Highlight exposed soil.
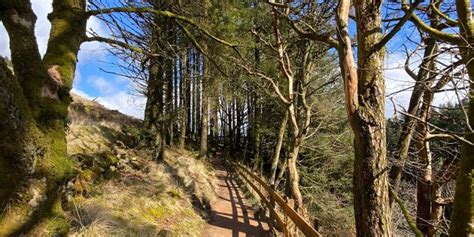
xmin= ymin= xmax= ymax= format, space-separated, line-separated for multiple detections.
xmin=202 ymin=158 xmax=271 ymax=237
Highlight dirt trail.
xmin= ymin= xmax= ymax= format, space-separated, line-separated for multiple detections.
xmin=202 ymin=159 xmax=271 ymax=237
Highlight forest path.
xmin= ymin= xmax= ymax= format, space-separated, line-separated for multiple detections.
xmin=202 ymin=156 xmax=271 ymax=237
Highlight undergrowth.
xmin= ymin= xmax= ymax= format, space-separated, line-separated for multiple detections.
xmin=60 ymin=94 xmax=218 ymax=236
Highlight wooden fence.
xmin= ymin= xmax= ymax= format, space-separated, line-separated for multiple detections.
xmin=231 ymin=161 xmax=322 ymax=237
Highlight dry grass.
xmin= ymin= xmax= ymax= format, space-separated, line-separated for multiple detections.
xmin=68 ymin=94 xmax=141 ymax=130
xmin=164 ymin=148 xmax=218 ymax=208
xmin=68 ymin=159 xmax=206 ymax=237
xmin=63 ymin=94 xmax=218 ymax=236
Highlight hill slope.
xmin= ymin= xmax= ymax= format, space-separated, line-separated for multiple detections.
xmin=62 ymin=94 xmax=217 ymax=236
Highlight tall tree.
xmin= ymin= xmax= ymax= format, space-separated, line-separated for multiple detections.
xmin=0 ymin=1 xmax=234 ymax=233
xmin=401 ymin=0 xmax=474 ymax=234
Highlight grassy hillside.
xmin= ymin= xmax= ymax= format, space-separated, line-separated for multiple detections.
xmin=60 ymin=94 xmax=217 ymax=236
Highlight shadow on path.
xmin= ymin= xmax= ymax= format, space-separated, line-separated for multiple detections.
xmin=202 ymin=157 xmax=270 ymax=237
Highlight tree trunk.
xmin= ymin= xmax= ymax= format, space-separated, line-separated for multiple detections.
xmin=186 ymin=49 xmax=193 ymax=138
xmin=210 ymin=93 xmax=218 ymax=147
xmin=165 ymin=57 xmax=174 ymax=146
xmin=336 ymin=1 xmax=392 ymax=235
xmin=270 ymin=111 xmax=288 ymax=186
xmin=449 ymin=1 xmax=474 ymax=235
xmin=0 ymin=0 xmax=87 ymax=234
xmin=449 ymin=1 xmax=474 ymax=234
xmin=274 ymin=157 xmax=288 ymax=189
xmin=179 ymin=52 xmax=188 ymax=149
xmin=415 ymin=91 xmax=434 ymax=235
xmin=287 ymin=136 xmax=305 ymax=214
xmin=389 ymin=39 xmax=438 ymax=189
xmin=143 ymin=54 xmax=165 ymax=161
xmin=194 ymin=52 xmax=201 ymax=143
xmin=199 ymin=58 xmax=209 ymax=159
xmin=252 ymin=98 xmax=261 ymax=170
xmin=236 ymin=100 xmax=242 ymax=152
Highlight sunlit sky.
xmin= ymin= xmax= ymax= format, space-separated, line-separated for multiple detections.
xmin=0 ymin=1 xmax=462 ymax=119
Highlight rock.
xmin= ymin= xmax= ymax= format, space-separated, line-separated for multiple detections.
xmin=67 ymin=181 xmax=75 ymax=189
xmin=28 ymin=188 xmax=44 ymax=207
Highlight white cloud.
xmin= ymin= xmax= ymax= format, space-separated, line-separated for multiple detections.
xmin=87 ymin=15 xmax=111 ymax=37
xmin=70 ymin=87 xmax=94 ymax=100
xmin=31 ymin=0 xmax=53 ymax=56
xmin=384 ymin=52 xmax=416 ymax=117
xmin=77 ymin=16 xmax=112 ymax=62
xmin=0 ymin=0 xmax=53 ymax=58
xmin=87 ymin=76 xmax=118 ymax=95
xmin=0 ymin=1 xmax=109 ymax=60
xmin=0 ymin=23 xmax=9 ymax=58
xmin=384 ymin=48 xmax=468 ymax=117
xmin=71 ymin=88 xmax=145 ymax=119
xmin=0 ymin=2 xmax=145 ymax=120
xmin=77 ymin=75 xmax=145 ymax=118
xmin=96 ymin=91 xmax=146 ymax=119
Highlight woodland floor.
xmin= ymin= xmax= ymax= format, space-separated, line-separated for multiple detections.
xmin=202 ymin=157 xmax=271 ymax=237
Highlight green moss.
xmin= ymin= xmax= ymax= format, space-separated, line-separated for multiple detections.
xmin=44 ymin=6 xmax=87 ymax=89
xmin=0 ymin=57 xmax=40 ymax=207
xmin=167 ymin=189 xmax=183 ymax=199
xmin=37 ymin=125 xmax=75 ymax=182
xmin=44 ymin=197 xmax=70 ymax=235
xmin=144 ymin=205 xmax=168 ymax=220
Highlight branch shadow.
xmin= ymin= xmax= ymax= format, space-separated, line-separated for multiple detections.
xmin=206 ymin=163 xmax=270 ymax=237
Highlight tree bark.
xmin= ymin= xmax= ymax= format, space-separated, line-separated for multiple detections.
xmin=199 ymin=58 xmax=209 ymax=159
xmin=336 ymin=0 xmax=392 ymax=235
xmin=269 ymin=111 xmax=288 ymax=186
xmin=210 ymin=93 xmax=218 ymax=147
xmin=194 ymin=52 xmax=201 ymax=142
xmin=0 ymin=0 xmax=87 ymax=234
xmin=143 ymin=54 xmax=165 ymax=161
xmin=186 ymin=49 xmax=193 ymax=138
xmin=415 ymin=90 xmax=434 ymax=235
xmin=287 ymin=136 xmax=304 ymax=214
xmin=165 ymin=57 xmax=174 ymax=146
xmin=449 ymin=1 xmax=474 ymax=235
xmin=179 ymin=51 xmax=188 ymax=149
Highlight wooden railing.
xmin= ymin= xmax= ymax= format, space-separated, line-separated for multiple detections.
xmin=231 ymin=161 xmax=322 ymax=237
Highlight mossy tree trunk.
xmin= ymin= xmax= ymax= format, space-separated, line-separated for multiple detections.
xmin=0 ymin=0 xmax=87 ymax=235
xmin=252 ymin=96 xmax=261 ymax=169
xmin=237 ymin=100 xmax=245 ymax=153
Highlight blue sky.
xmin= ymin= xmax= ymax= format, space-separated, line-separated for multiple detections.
xmin=0 ymin=1 xmax=464 ymax=119
xmin=0 ymin=0 xmax=146 ymax=118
